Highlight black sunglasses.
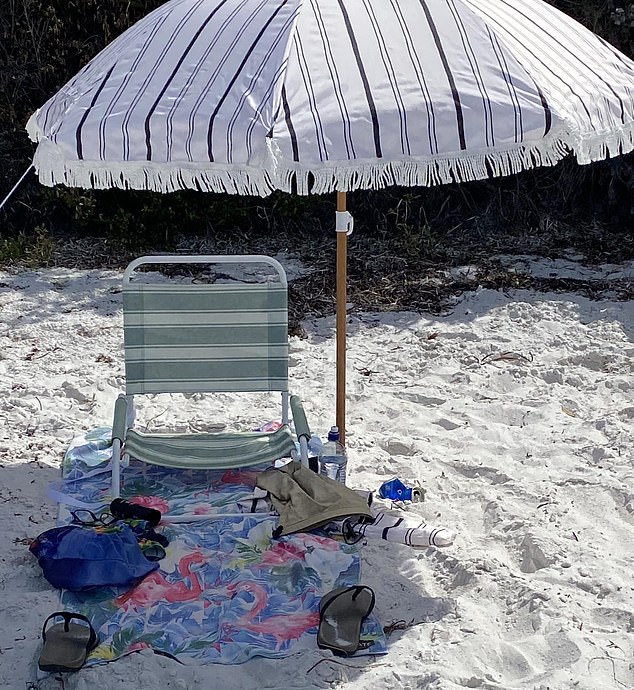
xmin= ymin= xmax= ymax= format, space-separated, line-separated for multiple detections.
xmin=70 ymin=509 xmax=118 ymax=527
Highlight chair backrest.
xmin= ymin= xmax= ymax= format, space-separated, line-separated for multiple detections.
xmin=122 ymin=255 xmax=288 ymax=395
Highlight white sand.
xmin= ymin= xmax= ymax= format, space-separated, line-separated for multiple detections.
xmin=1 ymin=256 xmax=633 ymax=689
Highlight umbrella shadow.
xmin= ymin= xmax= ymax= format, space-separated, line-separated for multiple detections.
xmin=338 ymin=282 xmax=634 ymax=344
xmin=0 ymin=461 xmax=61 ymax=687
xmin=355 ymin=538 xmax=457 ymax=622
xmin=440 ymin=286 xmax=634 ymax=343
xmin=0 ymin=268 xmax=123 ymax=329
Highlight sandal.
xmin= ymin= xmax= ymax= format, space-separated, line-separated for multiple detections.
xmin=38 ymin=611 xmax=98 ymax=672
xmin=317 ymin=585 xmax=375 ymax=656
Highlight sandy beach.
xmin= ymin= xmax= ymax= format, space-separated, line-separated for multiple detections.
xmin=1 ymin=254 xmax=633 ymax=689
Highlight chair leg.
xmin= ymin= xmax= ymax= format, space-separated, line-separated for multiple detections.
xmin=298 ymin=436 xmax=309 ymax=467
xmin=111 ymin=438 xmax=121 ymax=498
xmin=111 ymin=394 xmax=130 ymax=499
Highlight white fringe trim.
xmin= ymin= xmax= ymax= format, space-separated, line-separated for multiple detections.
xmin=25 ymin=111 xmax=40 ymax=142
xmin=29 ymin=122 xmax=634 ymax=198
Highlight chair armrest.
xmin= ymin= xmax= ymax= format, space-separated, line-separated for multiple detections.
xmin=112 ymin=395 xmax=128 ymax=442
xmin=290 ymin=395 xmax=310 ymax=441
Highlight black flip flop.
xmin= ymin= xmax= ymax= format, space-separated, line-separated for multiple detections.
xmin=317 ymin=585 xmax=376 ymax=656
xmin=38 ymin=611 xmax=98 ymax=672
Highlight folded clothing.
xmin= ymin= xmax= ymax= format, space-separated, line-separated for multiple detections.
xmin=256 ymin=461 xmax=374 ymax=536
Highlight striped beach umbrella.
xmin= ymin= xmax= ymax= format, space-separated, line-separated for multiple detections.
xmin=25 ymin=0 xmax=634 ymax=440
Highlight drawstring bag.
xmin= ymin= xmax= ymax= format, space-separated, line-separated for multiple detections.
xmin=30 ymin=523 xmax=158 ymax=591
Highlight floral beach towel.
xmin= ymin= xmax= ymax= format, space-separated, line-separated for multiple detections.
xmin=56 ymin=429 xmax=387 ymax=665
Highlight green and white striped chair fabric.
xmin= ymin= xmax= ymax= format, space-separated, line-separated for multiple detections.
xmin=123 ymin=282 xmax=288 ymax=395
xmin=123 ymin=426 xmax=297 ymax=470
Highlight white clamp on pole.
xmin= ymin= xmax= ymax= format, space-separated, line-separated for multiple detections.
xmin=335 ymin=210 xmax=354 ymax=235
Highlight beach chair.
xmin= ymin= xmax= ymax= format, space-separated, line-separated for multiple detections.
xmin=110 ymin=255 xmax=311 ymax=498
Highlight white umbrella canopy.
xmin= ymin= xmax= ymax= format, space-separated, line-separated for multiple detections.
xmin=26 ymin=0 xmax=634 ymax=439
xmin=27 ymin=0 xmax=634 ymax=193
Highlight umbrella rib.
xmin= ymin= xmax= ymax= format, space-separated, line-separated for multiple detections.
xmin=471 ymin=0 xmax=593 ymax=126
xmin=418 ymin=0 xmax=466 ymax=150
xmin=144 ymin=0 xmax=225 ymax=161
xmin=335 ymin=0 xmax=382 ymax=158
xmin=447 ymin=0 xmax=494 ymax=147
xmin=486 ymin=27 xmax=523 ymax=143
xmin=311 ymin=0 xmax=355 ymax=159
xmin=362 ymin=0 xmax=410 ymax=155
xmin=281 ymin=84 xmax=299 ymax=162
xmin=207 ymin=0 xmax=290 ymax=162
xmin=389 ymin=0 xmax=439 ymax=155
xmin=76 ymin=63 xmax=117 ymax=160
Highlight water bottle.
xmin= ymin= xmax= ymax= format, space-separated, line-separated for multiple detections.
xmin=318 ymin=426 xmax=347 ymax=484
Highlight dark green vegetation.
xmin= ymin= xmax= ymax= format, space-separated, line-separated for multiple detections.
xmin=1 ymin=1 xmax=633 ymax=319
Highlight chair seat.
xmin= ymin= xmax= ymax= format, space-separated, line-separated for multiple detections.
xmin=124 ymin=426 xmax=296 ymax=469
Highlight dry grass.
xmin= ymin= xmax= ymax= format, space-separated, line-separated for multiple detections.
xmin=33 ymin=213 xmax=633 ymax=338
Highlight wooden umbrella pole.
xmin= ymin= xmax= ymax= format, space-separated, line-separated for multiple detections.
xmin=336 ymin=191 xmax=347 ymax=444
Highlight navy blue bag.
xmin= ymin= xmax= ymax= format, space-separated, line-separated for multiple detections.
xmin=30 ymin=524 xmax=158 ymax=591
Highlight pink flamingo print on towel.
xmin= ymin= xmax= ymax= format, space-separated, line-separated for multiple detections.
xmin=115 ymin=550 xmax=206 ymax=610
xmin=221 ymin=469 xmax=258 ymax=486
xmin=256 ymin=535 xmax=341 ymax=569
xmin=258 ymin=540 xmax=307 ymax=568
xmin=225 ymin=581 xmax=319 ymax=648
